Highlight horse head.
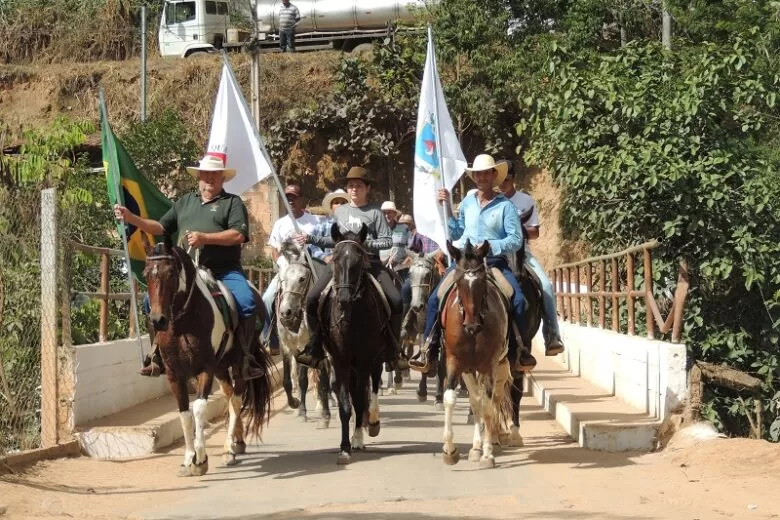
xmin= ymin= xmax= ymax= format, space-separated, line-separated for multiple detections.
xmin=409 ymin=251 xmax=439 ymax=313
xmin=331 ymin=222 xmax=368 ymax=312
xmin=447 ymin=239 xmax=490 ymax=336
xmin=143 ymin=233 xmax=193 ymax=332
xmin=277 ymin=238 xmax=311 ymax=331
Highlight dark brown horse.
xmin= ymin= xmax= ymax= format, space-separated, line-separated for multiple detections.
xmin=144 ymin=237 xmax=273 ymax=476
xmin=320 ymin=223 xmax=385 ymax=464
xmin=439 ymin=240 xmax=514 ymax=468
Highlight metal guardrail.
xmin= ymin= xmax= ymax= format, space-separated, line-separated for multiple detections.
xmin=550 ymin=240 xmax=690 ymax=343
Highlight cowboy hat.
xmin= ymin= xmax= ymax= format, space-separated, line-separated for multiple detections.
xmin=186 ymin=154 xmax=237 ymax=182
xmin=380 ymin=200 xmax=402 ymax=217
xmin=341 ymin=166 xmax=376 ymax=186
xmin=322 ymin=189 xmax=349 ymax=210
xmin=399 ymin=214 xmax=413 ymax=226
xmin=464 ymin=154 xmax=508 ymax=187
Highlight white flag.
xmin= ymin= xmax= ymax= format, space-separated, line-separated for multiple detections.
xmin=206 ymin=63 xmax=272 ymax=195
xmin=412 ymin=27 xmax=467 ymax=253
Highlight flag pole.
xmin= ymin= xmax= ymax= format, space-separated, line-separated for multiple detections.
xmin=220 ymin=52 xmax=319 ymax=280
xmin=99 ymin=88 xmax=145 ymax=365
xmin=427 ymin=26 xmax=451 ymax=255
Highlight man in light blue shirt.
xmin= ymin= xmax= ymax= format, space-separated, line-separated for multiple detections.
xmin=409 ymin=154 xmax=535 ymax=376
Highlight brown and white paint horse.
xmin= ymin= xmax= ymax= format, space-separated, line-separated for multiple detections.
xmin=144 ymin=237 xmax=273 ymax=476
xmin=439 ymin=240 xmax=517 ymax=468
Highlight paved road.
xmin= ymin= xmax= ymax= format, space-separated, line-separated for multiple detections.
xmin=2 ymin=373 xmax=778 ymax=520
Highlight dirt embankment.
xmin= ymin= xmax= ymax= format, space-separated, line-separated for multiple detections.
xmin=0 ymin=52 xmax=577 ymax=270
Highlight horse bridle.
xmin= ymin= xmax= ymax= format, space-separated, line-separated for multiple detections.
xmin=410 ymin=259 xmax=436 ymax=293
xmin=333 ymin=239 xmax=368 ymax=302
xmin=146 ymin=250 xmax=197 ymax=322
xmin=454 ymin=262 xmax=489 ymax=321
xmin=277 ymin=260 xmax=313 ymax=323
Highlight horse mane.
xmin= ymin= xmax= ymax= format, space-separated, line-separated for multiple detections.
xmin=280 ymin=238 xmax=304 ymax=262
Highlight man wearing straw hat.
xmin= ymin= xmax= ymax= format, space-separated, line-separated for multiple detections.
xmin=114 ymin=153 xmax=266 ymax=380
xmin=311 ymin=188 xmax=349 ymax=263
xmin=409 ymin=154 xmax=535 ymax=376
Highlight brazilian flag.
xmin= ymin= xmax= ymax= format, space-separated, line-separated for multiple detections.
xmin=100 ymin=98 xmax=173 ymax=286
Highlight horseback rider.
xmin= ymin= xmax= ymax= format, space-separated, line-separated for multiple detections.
xmin=500 ymin=165 xmax=565 ymax=357
xmin=261 ymin=184 xmax=322 ymax=336
xmin=292 ymin=166 xmax=410 ymax=371
xmin=113 ymin=153 xmax=266 ymax=380
xmin=408 ymin=154 xmax=535 ymax=376
xmin=312 ymin=189 xmax=350 ymax=263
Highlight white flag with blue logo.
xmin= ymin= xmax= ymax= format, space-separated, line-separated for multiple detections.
xmin=413 ymin=27 xmax=467 ymax=253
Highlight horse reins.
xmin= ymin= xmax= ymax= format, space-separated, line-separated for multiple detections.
xmin=146 ymin=250 xmax=198 ymax=323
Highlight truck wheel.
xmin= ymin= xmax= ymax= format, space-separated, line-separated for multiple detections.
xmin=351 ymin=43 xmax=374 ymax=56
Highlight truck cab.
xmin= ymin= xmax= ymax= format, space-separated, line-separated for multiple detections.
xmin=158 ymin=0 xmax=231 ymax=57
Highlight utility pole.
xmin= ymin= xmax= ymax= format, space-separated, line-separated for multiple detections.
xmin=140 ymin=5 xmax=147 ymax=122
xmin=662 ymin=2 xmax=672 ymax=50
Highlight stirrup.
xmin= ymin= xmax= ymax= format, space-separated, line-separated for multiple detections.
xmin=139 ymin=361 xmax=163 ymax=377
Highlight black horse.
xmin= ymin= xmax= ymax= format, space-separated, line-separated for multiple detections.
xmin=320 ymin=223 xmax=386 ymax=464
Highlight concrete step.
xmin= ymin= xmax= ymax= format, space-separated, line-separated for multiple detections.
xmin=527 ymin=345 xmax=660 ymax=452
xmin=76 ymin=356 xmax=284 ymax=460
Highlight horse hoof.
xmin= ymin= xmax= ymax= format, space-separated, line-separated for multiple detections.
xmin=368 ymin=421 xmax=381 ymax=437
xmin=387 ymin=387 xmax=397 ymax=396
xmin=442 ymin=450 xmax=460 ymax=466
xmin=508 ymin=433 xmax=524 ymax=448
xmin=316 ymin=418 xmax=330 ymax=429
xmin=288 ymin=396 xmax=300 ymax=409
xmin=337 ymin=451 xmax=351 ymax=465
xmin=433 ymin=401 xmax=444 ymax=411
xmin=222 ymin=452 xmax=238 ymax=466
xmin=479 ymin=457 xmax=496 ymax=469
xmin=177 ymin=464 xmax=191 ymax=477
xmin=416 ymin=392 xmax=427 ymax=403
xmin=189 ymin=455 xmax=209 ymax=477
xmin=468 ymin=448 xmax=482 ymax=462
xmin=231 ymin=441 xmax=246 ymax=455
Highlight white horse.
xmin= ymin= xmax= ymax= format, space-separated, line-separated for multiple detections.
xmin=276 ymin=239 xmax=332 ymax=428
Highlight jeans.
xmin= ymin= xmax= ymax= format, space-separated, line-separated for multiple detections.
xmin=262 ymin=274 xmax=279 ymax=322
xmin=279 ymin=28 xmax=295 ymax=52
xmin=422 ymin=257 xmax=526 ymax=340
xmin=143 ymin=270 xmax=256 ymax=319
xmin=401 ymin=277 xmax=412 ymax=306
xmin=525 ymin=251 xmax=562 ymax=344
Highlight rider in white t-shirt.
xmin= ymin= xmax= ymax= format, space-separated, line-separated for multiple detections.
xmin=500 ymin=166 xmax=565 ymax=356
xmin=261 ymin=184 xmax=322 ymax=328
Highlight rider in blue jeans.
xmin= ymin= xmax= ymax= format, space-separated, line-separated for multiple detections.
xmin=408 ymin=154 xmax=536 ymax=377
xmin=115 ymin=154 xmax=265 ymax=380
xmin=500 ymin=164 xmax=565 ymax=356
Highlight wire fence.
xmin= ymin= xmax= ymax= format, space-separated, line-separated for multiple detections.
xmin=0 ymin=188 xmax=49 ymax=454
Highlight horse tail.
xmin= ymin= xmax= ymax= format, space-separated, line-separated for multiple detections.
xmin=242 ymin=344 xmax=275 ymax=440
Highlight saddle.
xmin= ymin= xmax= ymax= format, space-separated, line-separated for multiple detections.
xmin=437 ymin=267 xmax=513 ymax=326
xmin=317 ymin=273 xmax=391 ymax=319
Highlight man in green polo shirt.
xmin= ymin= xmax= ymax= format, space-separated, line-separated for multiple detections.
xmin=114 ymin=153 xmax=266 ymax=380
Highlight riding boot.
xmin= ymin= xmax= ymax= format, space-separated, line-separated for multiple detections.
xmin=400 ymin=302 xmax=415 ymax=341
xmin=384 ymin=311 xmax=410 ymax=371
xmin=237 ymin=316 xmax=267 ymax=380
xmin=509 ymin=321 xmax=536 ymax=376
xmin=139 ymin=317 xmax=164 ymax=377
xmin=409 ymin=322 xmax=441 ymax=375
xmin=545 ymin=337 xmax=565 ymax=356
xmin=295 ymin=326 xmax=327 ymax=370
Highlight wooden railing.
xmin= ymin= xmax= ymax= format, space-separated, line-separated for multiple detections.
xmin=64 ymin=240 xmax=276 ymax=344
xmin=551 ymin=240 xmax=689 ymax=343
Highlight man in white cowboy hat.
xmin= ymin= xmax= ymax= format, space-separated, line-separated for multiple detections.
xmin=500 ymin=163 xmax=565 ymax=357
xmin=261 ymin=183 xmax=323 ymax=331
xmin=113 ymin=153 xmax=266 ymax=380
xmin=379 ymin=200 xmax=411 ymax=275
xmin=409 ymin=153 xmax=535 ymax=376
xmin=311 ymin=188 xmax=349 ymax=263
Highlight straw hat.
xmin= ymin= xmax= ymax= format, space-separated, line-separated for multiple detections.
xmin=399 ymin=214 xmax=413 ymax=226
xmin=322 ymin=189 xmax=349 ymax=211
xmin=185 ymin=154 xmax=236 ymax=181
xmin=380 ymin=200 xmax=402 ymax=217
xmin=464 ymin=154 xmax=508 ymax=187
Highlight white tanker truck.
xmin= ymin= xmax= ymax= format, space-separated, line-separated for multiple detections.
xmin=158 ymin=0 xmax=428 ymax=58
